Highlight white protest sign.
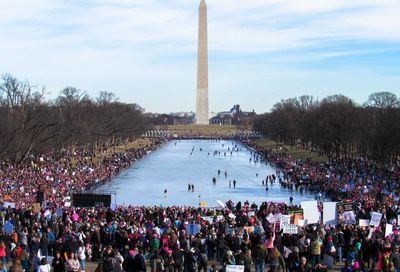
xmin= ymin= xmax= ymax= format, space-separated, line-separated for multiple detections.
xmin=359 ymin=219 xmax=369 ymax=227
xmin=228 ymin=213 xmax=236 ymax=219
xmin=297 ymin=220 xmax=305 ymax=227
xmin=323 ymin=202 xmax=338 ymax=225
xmin=3 ymin=202 xmax=15 ymax=208
xmin=370 ymin=212 xmax=382 ymax=227
xmin=282 ymin=224 xmax=298 ymax=235
xmin=368 ymin=227 xmax=374 ymax=239
xmin=301 ymin=201 xmax=319 ymax=225
xmin=226 ymin=265 xmax=244 ymax=272
xmin=280 ymin=215 xmax=291 ymax=230
xmin=202 ymin=216 xmax=214 ymax=224
xmin=385 ymin=224 xmax=393 ymax=238
xmin=266 ymin=213 xmax=276 ymax=224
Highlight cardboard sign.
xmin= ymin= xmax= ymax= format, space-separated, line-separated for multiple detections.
xmin=301 ymin=201 xmax=319 ymax=225
xmin=226 ymin=265 xmax=244 ymax=272
xmin=370 ymin=212 xmax=383 ymax=227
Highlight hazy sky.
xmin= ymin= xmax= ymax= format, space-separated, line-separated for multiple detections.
xmin=0 ymin=0 xmax=399 ymax=114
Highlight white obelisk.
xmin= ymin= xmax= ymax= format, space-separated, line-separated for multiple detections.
xmin=196 ymin=0 xmax=209 ymax=125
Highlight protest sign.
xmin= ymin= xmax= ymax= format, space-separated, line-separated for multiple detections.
xmin=225 ymin=228 xmax=235 ymax=235
xmin=343 ymin=210 xmax=356 ymax=225
xmin=187 ymin=224 xmax=200 ymax=235
xmin=370 ymin=212 xmax=383 ymax=227
xmin=386 ymin=224 xmax=393 ymax=238
xmin=282 ymin=224 xmax=298 ymax=235
xmin=202 ymin=216 xmax=214 ymax=224
xmin=359 ymin=219 xmax=369 ymax=227
xmin=244 ymin=226 xmax=255 ymax=233
xmin=3 ymin=202 xmax=15 ymax=208
xmin=323 ymin=202 xmax=338 ymax=225
xmin=301 ymin=201 xmax=319 ymax=225
xmin=226 ymin=265 xmax=244 ymax=272
xmin=288 ymin=209 xmax=304 ymax=225
xmin=280 ymin=215 xmax=291 ymax=230
xmin=337 ymin=202 xmax=354 ymax=225
xmin=266 ymin=213 xmax=276 ymax=224
xmin=283 ymin=246 xmax=292 ymax=258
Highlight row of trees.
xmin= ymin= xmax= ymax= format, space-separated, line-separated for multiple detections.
xmin=254 ymin=92 xmax=400 ymax=161
xmin=0 ymin=74 xmax=150 ymax=163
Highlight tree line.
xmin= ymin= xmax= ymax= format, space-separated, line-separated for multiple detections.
xmin=0 ymin=74 xmax=149 ymax=163
xmin=253 ymin=92 xmax=400 ymax=162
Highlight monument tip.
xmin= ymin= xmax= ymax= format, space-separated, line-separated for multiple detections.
xmin=200 ymin=0 xmax=207 ymax=8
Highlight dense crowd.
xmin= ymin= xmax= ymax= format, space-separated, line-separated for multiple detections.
xmin=0 ymin=137 xmax=399 ymax=272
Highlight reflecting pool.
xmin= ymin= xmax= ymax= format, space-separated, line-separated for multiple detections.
xmin=96 ymin=139 xmax=317 ymax=206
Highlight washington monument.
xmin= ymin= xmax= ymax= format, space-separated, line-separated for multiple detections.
xmin=196 ymin=0 xmax=209 ymax=125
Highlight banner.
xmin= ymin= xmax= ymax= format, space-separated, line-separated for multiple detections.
xmin=370 ymin=212 xmax=383 ymax=227
xmin=323 ymin=202 xmax=338 ymax=225
xmin=301 ymin=201 xmax=319 ymax=225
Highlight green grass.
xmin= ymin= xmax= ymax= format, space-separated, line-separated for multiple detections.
xmin=158 ymin=124 xmax=244 ymax=137
xmin=255 ymin=138 xmax=328 ymax=162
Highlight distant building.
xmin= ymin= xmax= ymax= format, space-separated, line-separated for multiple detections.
xmin=147 ymin=112 xmax=195 ymax=126
xmin=211 ymin=105 xmax=256 ymax=126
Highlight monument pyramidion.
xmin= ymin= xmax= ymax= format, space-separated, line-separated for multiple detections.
xmin=196 ymin=0 xmax=209 ymax=125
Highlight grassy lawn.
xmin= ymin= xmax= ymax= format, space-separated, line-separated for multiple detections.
xmin=255 ymin=138 xmax=328 ymax=162
xmin=158 ymin=124 xmax=245 ymax=137
xmin=91 ymin=138 xmax=152 ymax=164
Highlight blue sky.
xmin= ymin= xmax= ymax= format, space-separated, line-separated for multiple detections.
xmin=0 ymin=0 xmax=399 ymax=113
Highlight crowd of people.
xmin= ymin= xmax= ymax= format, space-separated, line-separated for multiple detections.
xmin=0 ymin=136 xmax=399 ymax=272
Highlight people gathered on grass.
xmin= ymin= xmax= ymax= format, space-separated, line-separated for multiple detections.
xmin=0 ymin=137 xmax=399 ymax=272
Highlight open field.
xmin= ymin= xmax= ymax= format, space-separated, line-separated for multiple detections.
xmin=157 ymin=124 xmax=246 ymax=137
xmin=256 ymin=138 xmax=328 ymax=162
xmin=91 ymin=138 xmax=152 ymax=164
